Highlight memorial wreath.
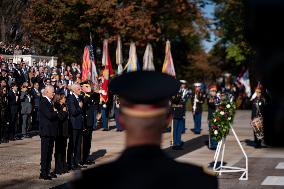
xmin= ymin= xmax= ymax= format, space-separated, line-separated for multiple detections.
xmin=209 ymin=95 xmax=236 ymax=142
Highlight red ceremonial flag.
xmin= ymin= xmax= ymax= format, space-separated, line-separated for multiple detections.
xmin=82 ymin=46 xmax=91 ymax=81
xmin=101 ymin=39 xmax=114 ymax=103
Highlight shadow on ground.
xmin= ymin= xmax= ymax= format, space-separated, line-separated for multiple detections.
xmin=88 ymin=149 xmax=107 ymax=162
xmin=164 ymin=135 xmax=208 ymax=159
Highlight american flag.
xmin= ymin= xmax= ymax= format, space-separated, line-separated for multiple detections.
xmin=89 ymin=33 xmax=98 ymax=87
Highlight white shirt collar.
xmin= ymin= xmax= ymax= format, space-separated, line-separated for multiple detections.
xmin=43 ymin=96 xmax=52 ymax=103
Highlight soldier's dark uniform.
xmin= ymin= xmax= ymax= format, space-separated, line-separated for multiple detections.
xmin=251 ymin=90 xmax=266 ymax=148
xmin=171 ymin=92 xmax=185 ymax=150
xmin=81 ymin=83 xmax=100 ymax=165
xmin=72 ymin=71 xmax=218 ymax=189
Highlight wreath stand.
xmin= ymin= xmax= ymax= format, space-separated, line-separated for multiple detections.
xmin=213 ymin=125 xmax=248 ymax=180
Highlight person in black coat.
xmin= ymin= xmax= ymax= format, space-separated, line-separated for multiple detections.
xmin=53 ymin=93 xmax=69 ymax=175
xmin=38 ymin=85 xmax=58 ymax=180
xmin=72 ymin=71 xmax=218 ymax=189
xmin=81 ymin=82 xmax=95 ymax=165
xmin=7 ymin=83 xmax=19 ymax=140
xmin=0 ymin=87 xmax=9 ymax=143
xmin=30 ymin=82 xmax=41 ymax=131
xmin=251 ymin=86 xmax=266 ymax=148
xmin=67 ymin=83 xmax=84 ymax=170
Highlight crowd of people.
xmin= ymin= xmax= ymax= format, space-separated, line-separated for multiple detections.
xmin=0 ymin=59 xmax=87 ymax=143
xmin=0 ymin=58 xmax=123 ymax=180
xmin=0 ymin=42 xmax=33 ymax=55
xmin=0 ymin=57 xmax=266 ymax=181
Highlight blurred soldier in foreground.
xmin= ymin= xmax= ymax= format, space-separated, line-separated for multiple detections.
xmin=72 ymin=71 xmax=218 ymax=189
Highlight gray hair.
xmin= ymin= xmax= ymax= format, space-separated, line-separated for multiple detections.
xmin=71 ymin=83 xmax=80 ymax=92
xmin=43 ymin=85 xmax=54 ymax=94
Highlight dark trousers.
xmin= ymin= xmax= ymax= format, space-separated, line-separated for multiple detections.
xmin=101 ymin=107 xmax=108 ymax=129
xmin=173 ymin=119 xmax=183 ymax=146
xmin=193 ymin=112 xmax=202 ymax=133
xmin=254 ymin=132 xmax=262 ymax=147
xmin=40 ymin=136 xmax=55 ymax=176
xmin=0 ymin=123 xmax=9 ymax=142
xmin=32 ymin=108 xmax=39 ymax=131
xmin=9 ymin=109 xmax=18 ymax=139
xmin=114 ymin=107 xmax=121 ymax=130
xmin=92 ymin=109 xmax=98 ymax=130
xmin=67 ymin=129 xmax=82 ymax=167
xmin=82 ymin=128 xmax=93 ymax=163
xmin=54 ymin=136 xmax=68 ymax=174
xmin=181 ymin=117 xmax=186 ymax=133
xmin=208 ymin=122 xmax=218 ymax=149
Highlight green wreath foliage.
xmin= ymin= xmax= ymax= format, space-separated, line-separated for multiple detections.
xmin=209 ymin=95 xmax=236 ymax=142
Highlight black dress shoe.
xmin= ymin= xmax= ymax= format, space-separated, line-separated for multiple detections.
xmin=102 ymin=128 xmax=109 ymax=131
xmin=209 ymin=147 xmax=217 ymax=150
xmin=84 ymin=160 xmax=94 ymax=165
xmin=39 ymin=174 xmax=52 ymax=180
xmin=72 ymin=165 xmax=83 ymax=170
xmin=49 ymin=172 xmax=57 ymax=178
xmin=24 ymin=134 xmax=32 ymax=138
xmin=179 ymin=141 xmax=184 ymax=147
xmin=172 ymin=146 xmax=183 ymax=150
xmin=62 ymin=169 xmax=69 ymax=174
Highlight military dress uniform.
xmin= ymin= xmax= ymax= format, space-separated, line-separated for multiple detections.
xmin=171 ymin=93 xmax=185 ymax=150
xmin=191 ymin=83 xmax=205 ymax=134
xmin=179 ymin=80 xmax=191 ymax=133
xmin=81 ymin=88 xmax=95 ymax=165
xmin=251 ymin=93 xmax=266 ymax=148
xmin=72 ymin=71 xmax=218 ymax=189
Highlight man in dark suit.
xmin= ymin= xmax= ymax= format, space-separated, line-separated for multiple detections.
xmin=67 ymin=83 xmax=84 ymax=170
xmin=7 ymin=83 xmax=19 ymax=140
xmin=39 ymin=85 xmax=58 ymax=180
xmin=56 ymin=80 xmax=70 ymax=98
xmin=31 ymin=82 xmax=41 ymax=131
xmin=72 ymin=71 xmax=218 ymax=189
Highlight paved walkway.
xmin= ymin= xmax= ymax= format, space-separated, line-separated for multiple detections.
xmin=0 ymin=110 xmax=283 ymax=189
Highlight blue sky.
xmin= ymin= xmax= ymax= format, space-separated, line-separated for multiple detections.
xmin=202 ymin=2 xmax=217 ymax=53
